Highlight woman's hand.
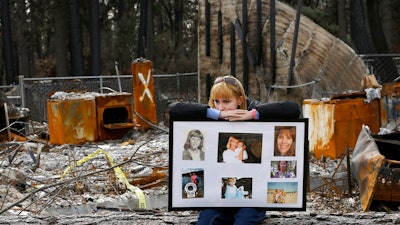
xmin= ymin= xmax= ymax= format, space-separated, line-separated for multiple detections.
xmin=219 ymin=109 xmax=253 ymax=121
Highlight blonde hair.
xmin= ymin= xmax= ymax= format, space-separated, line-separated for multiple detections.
xmin=226 ymin=136 xmax=240 ymax=150
xmin=228 ymin=177 xmax=236 ymax=183
xmin=208 ymin=76 xmax=247 ymax=109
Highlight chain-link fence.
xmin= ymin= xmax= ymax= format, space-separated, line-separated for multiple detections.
xmin=3 ymin=54 xmax=400 ymax=125
xmin=10 ymin=73 xmax=197 ymax=125
xmin=359 ymin=54 xmax=400 ymax=83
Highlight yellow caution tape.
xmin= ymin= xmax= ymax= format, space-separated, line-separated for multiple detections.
xmin=61 ymin=149 xmax=146 ymax=209
xmin=61 ymin=149 xmax=103 ymax=177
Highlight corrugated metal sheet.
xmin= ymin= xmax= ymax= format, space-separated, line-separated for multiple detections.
xmin=350 ymin=125 xmax=385 ymax=212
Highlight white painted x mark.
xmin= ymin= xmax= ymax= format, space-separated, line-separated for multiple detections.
xmin=138 ymin=69 xmax=154 ymax=103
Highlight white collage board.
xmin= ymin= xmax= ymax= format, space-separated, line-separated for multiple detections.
xmin=168 ymin=119 xmax=308 ymax=211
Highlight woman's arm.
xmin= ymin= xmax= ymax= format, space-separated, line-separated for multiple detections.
xmin=253 ymin=101 xmax=301 ymax=120
xmin=168 ymin=102 xmax=209 ymax=121
xmin=218 ymin=100 xmax=301 ymax=121
xmin=169 ymin=100 xmax=301 ymax=121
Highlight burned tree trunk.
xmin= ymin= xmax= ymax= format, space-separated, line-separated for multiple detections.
xmin=198 ymin=0 xmax=368 ymax=106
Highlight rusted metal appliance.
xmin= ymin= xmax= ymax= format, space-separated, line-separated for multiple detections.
xmin=371 ymin=133 xmax=400 ymax=204
xmin=96 ymin=93 xmax=135 ymax=141
xmin=303 ymin=92 xmax=381 ymax=159
xmin=349 ymin=82 xmax=400 ymax=211
xmin=351 ymin=126 xmax=400 ymax=211
xmin=47 ymin=92 xmax=134 ymax=145
xmin=373 ymin=159 xmax=400 ymax=203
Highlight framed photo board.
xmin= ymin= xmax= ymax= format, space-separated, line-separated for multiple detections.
xmin=168 ymin=119 xmax=308 ymax=211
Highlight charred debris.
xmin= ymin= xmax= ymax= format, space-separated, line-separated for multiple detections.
xmin=0 ymin=75 xmax=400 ymax=214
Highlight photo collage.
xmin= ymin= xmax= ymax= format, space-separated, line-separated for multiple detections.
xmin=170 ymin=120 xmax=307 ymax=210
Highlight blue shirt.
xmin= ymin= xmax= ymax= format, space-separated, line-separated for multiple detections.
xmin=206 ymin=108 xmax=259 ymax=120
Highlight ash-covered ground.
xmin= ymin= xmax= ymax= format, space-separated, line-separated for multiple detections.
xmin=0 ymin=126 xmax=399 ymax=224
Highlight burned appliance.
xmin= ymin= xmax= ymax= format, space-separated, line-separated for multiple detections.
xmin=47 ymin=92 xmax=134 ymax=145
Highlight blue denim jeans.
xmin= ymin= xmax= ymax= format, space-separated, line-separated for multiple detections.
xmin=196 ymin=208 xmax=266 ymax=225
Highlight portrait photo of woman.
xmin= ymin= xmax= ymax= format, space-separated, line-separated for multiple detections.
xmin=222 ymin=135 xmax=248 ymax=163
xmin=274 ymin=126 xmax=296 ymax=156
xmin=271 ymin=160 xmax=297 ymax=178
xmin=182 ymin=129 xmax=205 ymax=160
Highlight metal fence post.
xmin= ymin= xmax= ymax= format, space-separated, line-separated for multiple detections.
xmin=19 ymin=75 xmax=25 ymax=108
xmin=177 ymin=73 xmax=181 ymax=99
